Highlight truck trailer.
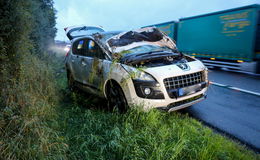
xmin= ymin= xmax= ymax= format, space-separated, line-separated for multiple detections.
xmin=177 ymin=4 xmax=260 ymax=73
xmin=144 ymin=4 xmax=260 ymax=73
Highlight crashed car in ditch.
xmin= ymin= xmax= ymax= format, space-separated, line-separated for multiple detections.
xmin=64 ymin=25 xmax=208 ymax=112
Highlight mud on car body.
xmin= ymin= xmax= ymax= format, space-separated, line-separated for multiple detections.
xmin=65 ymin=25 xmax=209 ymax=112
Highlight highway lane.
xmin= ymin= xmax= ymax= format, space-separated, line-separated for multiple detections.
xmin=182 ymin=70 xmax=260 ymax=151
xmin=208 ymin=69 xmax=260 ymax=93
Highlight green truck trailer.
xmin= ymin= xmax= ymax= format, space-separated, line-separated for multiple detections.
xmin=144 ymin=4 xmax=260 ymax=73
xmin=177 ymin=4 xmax=260 ymax=73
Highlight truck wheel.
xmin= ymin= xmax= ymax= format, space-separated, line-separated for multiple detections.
xmin=256 ymin=61 xmax=260 ymax=74
xmin=107 ymin=82 xmax=128 ymax=113
xmin=213 ymin=66 xmax=222 ymax=70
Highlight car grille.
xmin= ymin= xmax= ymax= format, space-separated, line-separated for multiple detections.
xmin=163 ymin=71 xmax=205 ymax=98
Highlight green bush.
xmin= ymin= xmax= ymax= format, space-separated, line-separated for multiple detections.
xmin=0 ymin=0 xmax=59 ymax=158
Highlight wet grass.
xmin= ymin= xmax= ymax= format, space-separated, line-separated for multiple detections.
xmin=57 ymin=100 xmax=259 ymax=159
xmin=54 ymin=54 xmax=259 ymax=160
xmin=0 ymin=53 xmax=259 ymax=159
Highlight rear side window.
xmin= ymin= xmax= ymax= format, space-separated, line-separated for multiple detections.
xmin=85 ymin=40 xmax=105 ymax=59
xmin=72 ymin=39 xmax=86 ymax=55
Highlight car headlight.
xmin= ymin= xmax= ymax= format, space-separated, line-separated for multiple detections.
xmin=121 ymin=64 xmax=155 ymax=81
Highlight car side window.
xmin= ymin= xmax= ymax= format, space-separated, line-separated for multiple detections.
xmin=85 ymin=40 xmax=105 ymax=59
xmin=72 ymin=39 xmax=87 ymax=56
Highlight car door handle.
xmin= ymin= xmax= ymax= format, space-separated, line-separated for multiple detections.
xmin=71 ymin=59 xmax=75 ymax=63
xmin=81 ymin=61 xmax=87 ymax=66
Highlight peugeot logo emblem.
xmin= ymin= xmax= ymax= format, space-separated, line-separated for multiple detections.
xmin=177 ymin=63 xmax=190 ymax=71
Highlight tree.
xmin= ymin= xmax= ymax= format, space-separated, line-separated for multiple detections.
xmin=0 ymin=0 xmax=57 ymax=107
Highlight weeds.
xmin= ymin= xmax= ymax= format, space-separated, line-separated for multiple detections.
xmin=57 ymin=100 xmax=258 ymax=160
xmin=0 ymin=52 xmax=259 ymax=159
xmin=0 ymin=53 xmax=67 ymax=159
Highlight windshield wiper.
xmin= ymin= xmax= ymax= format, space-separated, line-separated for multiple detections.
xmin=170 ymin=48 xmax=180 ymax=53
xmin=135 ymin=50 xmax=172 ymax=57
xmin=119 ymin=48 xmax=182 ymax=63
xmin=121 ymin=52 xmax=179 ymax=65
xmin=135 ymin=51 xmax=163 ymax=57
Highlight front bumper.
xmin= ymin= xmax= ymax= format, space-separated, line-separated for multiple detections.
xmin=127 ymin=86 xmax=208 ymax=111
xmin=121 ymin=63 xmax=209 ymax=111
xmin=159 ymin=93 xmax=206 ymax=112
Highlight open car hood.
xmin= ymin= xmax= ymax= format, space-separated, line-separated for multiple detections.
xmin=106 ymin=27 xmax=176 ymax=53
xmin=64 ymin=25 xmax=105 ymax=40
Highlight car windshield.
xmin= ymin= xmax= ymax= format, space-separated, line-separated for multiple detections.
xmin=107 ymin=27 xmax=177 ymax=57
xmin=116 ymin=44 xmax=174 ymax=57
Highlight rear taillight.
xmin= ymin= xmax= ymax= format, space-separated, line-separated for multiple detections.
xmin=64 ymin=44 xmax=71 ymax=55
xmin=65 ymin=51 xmax=69 ymax=57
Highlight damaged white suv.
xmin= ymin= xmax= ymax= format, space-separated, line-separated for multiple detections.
xmin=65 ymin=26 xmax=208 ymax=112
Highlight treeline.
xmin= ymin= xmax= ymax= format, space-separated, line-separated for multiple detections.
xmin=0 ymin=0 xmax=63 ymax=159
xmin=0 ymin=0 xmax=56 ymax=107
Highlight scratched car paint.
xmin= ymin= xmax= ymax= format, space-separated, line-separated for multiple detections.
xmin=65 ymin=25 xmax=209 ymax=112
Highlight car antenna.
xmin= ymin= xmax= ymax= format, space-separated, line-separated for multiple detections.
xmin=79 ymin=26 xmax=87 ymax=31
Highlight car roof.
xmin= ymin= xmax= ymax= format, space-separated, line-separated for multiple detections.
xmin=98 ymin=31 xmax=122 ymax=40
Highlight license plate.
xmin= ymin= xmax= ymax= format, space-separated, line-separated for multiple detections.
xmin=178 ymin=88 xmax=185 ymax=96
xmin=178 ymin=84 xmax=202 ymax=97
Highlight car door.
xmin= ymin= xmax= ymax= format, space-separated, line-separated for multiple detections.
xmin=70 ymin=39 xmax=88 ymax=83
xmin=81 ymin=39 xmax=108 ymax=91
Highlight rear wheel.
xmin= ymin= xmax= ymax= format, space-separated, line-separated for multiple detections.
xmin=107 ymin=82 xmax=128 ymax=113
xmin=67 ymin=71 xmax=76 ymax=91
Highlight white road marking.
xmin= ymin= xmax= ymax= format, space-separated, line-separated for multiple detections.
xmin=209 ymin=82 xmax=226 ymax=87
xmin=228 ymin=87 xmax=260 ymax=97
xmin=210 ymin=81 xmax=260 ymax=97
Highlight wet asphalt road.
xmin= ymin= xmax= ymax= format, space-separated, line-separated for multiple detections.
xmin=182 ymin=70 xmax=260 ymax=151
xmin=208 ymin=69 xmax=260 ymax=93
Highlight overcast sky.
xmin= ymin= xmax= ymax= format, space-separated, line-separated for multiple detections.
xmin=54 ymin=0 xmax=259 ymax=41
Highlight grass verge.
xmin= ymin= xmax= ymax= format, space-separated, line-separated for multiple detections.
xmin=0 ymin=52 xmax=259 ymax=159
xmin=55 ymin=54 xmax=259 ymax=160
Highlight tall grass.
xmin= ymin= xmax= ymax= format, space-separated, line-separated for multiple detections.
xmin=58 ymin=102 xmax=258 ymax=160
xmin=0 ymin=52 xmax=259 ymax=159
xmin=55 ymin=53 xmax=258 ymax=160
xmin=0 ymin=53 xmax=67 ymax=159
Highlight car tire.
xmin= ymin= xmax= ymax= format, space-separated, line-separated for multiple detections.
xmin=67 ymin=71 xmax=76 ymax=91
xmin=107 ymin=82 xmax=128 ymax=113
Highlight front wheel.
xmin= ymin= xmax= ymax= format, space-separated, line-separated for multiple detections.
xmin=107 ymin=83 xmax=128 ymax=113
